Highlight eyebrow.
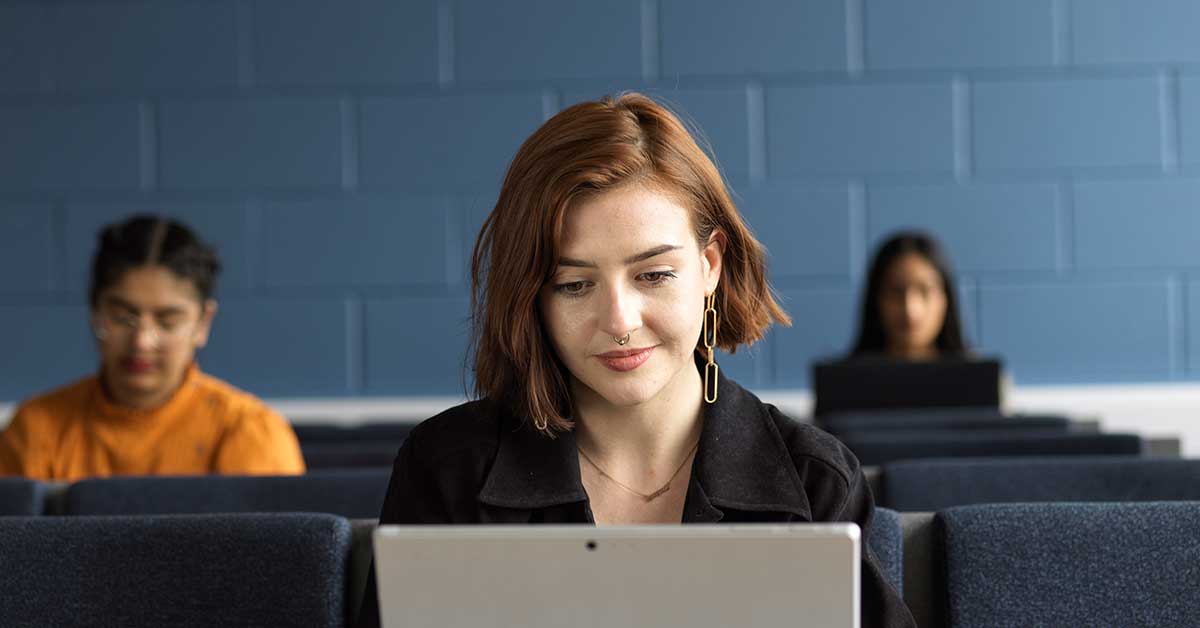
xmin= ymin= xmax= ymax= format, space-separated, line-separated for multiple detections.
xmin=101 ymin=296 xmax=188 ymax=318
xmin=557 ymin=244 xmax=683 ymax=269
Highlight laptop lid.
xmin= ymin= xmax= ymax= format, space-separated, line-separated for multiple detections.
xmin=812 ymin=357 xmax=1003 ymax=417
xmin=373 ymin=523 xmax=860 ymax=628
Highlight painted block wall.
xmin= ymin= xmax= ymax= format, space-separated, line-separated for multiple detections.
xmin=1 ymin=0 xmax=1198 ymax=401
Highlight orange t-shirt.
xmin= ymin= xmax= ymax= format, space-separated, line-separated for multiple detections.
xmin=0 ymin=365 xmax=305 ymax=481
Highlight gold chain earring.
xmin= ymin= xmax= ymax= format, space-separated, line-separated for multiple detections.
xmin=703 ymin=291 xmax=718 ymax=404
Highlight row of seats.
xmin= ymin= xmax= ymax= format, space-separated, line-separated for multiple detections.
xmin=0 ymin=469 xmax=391 ymax=518
xmin=297 ymin=415 xmax=1148 ymax=469
xmin=2 ymin=502 xmax=1192 ymax=628
xmin=844 ymin=430 xmax=1144 ymax=465
xmin=816 ymin=407 xmax=1150 ymax=465
xmin=878 ymin=456 xmax=1200 ymax=511
xmin=6 ymin=456 xmax=1200 ymax=517
xmin=296 ymin=423 xmax=411 ymax=469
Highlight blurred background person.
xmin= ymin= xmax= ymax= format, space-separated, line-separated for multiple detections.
xmin=849 ymin=230 xmax=970 ymax=362
xmin=0 ymin=214 xmax=304 ymax=480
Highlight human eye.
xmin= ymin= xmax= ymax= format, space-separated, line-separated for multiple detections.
xmin=552 ymin=280 xmax=591 ymax=297
xmin=638 ymin=270 xmax=678 ymax=286
xmin=113 ymin=311 xmax=140 ymax=329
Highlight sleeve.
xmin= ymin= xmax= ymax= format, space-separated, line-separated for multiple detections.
xmin=0 ymin=405 xmax=47 ymax=479
xmin=212 ymin=403 xmax=306 ymax=475
xmin=355 ymin=430 xmax=448 ymax=628
xmin=831 ymin=460 xmax=917 ymax=628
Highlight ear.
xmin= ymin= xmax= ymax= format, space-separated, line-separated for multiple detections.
xmin=701 ymin=230 xmax=725 ymax=295
xmin=193 ymin=299 xmax=218 ymax=349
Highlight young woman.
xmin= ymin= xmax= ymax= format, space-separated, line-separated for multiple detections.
xmin=357 ymin=94 xmax=915 ymax=628
xmin=0 ymin=215 xmax=304 ymax=480
xmin=850 ymin=231 xmax=970 ymax=360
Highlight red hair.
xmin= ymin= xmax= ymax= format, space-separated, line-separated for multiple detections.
xmin=470 ymin=93 xmax=790 ymax=434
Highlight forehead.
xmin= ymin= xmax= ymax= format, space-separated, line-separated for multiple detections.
xmin=99 ymin=265 xmax=201 ymax=308
xmin=885 ymin=252 xmax=941 ymax=284
xmin=558 ymin=185 xmax=695 ymax=255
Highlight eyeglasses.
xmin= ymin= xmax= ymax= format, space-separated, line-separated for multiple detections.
xmin=92 ymin=312 xmax=196 ymax=347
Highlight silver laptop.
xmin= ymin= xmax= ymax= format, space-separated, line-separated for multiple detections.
xmin=373 ymin=524 xmax=860 ymax=628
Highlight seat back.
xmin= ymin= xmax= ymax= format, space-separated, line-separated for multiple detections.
xmin=302 ymin=442 xmax=402 ymax=469
xmin=821 ymin=408 xmax=1072 ymax=435
xmin=882 ymin=456 xmax=1200 ymax=511
xmin=64 ymin=469 xmax=391 ymax=518
xmin=868 ymin=507 xmax=904 ymax=595
xmin=841 ymin=430 xmax=1143 ymax=466
xmin=0 ymin=513 xmax=352 ymax=628
xmin=293 ymin=422 xmax=415 ymax=444
xmin=0 ymin=478 xmax=44 ymax=515
xmin=939 ymin=502 xmax=1200 ymax=627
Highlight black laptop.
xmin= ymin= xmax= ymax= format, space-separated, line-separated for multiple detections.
xmin=812 ymin=357 xmax=1003 ymax=417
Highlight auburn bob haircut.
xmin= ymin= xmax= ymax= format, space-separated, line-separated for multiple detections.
xmin=470 ymin=92 xmax=789 ymax=435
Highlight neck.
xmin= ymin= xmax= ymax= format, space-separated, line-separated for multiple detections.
xmin=888 ymin=344 xmax=938 ymax=361
xmin=572 ymin=361 xmax=705 ymax=469
xmin=99 ymin=369 xmax=186 ymax=411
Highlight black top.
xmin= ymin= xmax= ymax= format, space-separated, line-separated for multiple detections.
xmin=357 ymin=371 xmax=916 ymax=628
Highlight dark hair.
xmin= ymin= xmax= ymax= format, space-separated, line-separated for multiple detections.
xmin=470 ymin=92 xmax=790 ymax=435
xmin=850 ymin=230 xmax=968 ymax=356
xmin=89 ymin=214 xmax=222 ymax=306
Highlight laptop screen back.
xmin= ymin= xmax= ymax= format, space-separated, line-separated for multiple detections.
xmin=813 ymin=357 xmax=1003 ymax=417
xmin=373 ymin=524 xmax=861 ymax=628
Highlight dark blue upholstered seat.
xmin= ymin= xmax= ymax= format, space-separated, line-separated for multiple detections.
xmin=820 ymin=408 xmax=1072 ymax=435
xmin=939 ymin=502 xmax=1200 ymax=628
xmin=868 ymin=506 xmax=904 ymax=595
xmin=0 ymin=478 xmax=44 ymax=515
xmin=841 ymin=429 xmax=1143 ymax=466
xmin=0 ymin=513 xmax=352 ymax=628
xmin=882 ymin=456 xmax=1200 ymax=511
xmin=64 ymin=469 xmax=390 ymax=518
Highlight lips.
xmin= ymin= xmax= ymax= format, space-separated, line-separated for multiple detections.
xmin=122 ymin=358 xmax=156 ymax=374
xmin=596 ymin=347 xmax=654 ymax=372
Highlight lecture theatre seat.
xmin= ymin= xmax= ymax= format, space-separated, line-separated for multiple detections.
xmin=0 ymin=478 xmax=44 ymax=516
xmin=819 ymin=408 xmax=1073 ymax=436
xmin=939 ymin=502 xmax=1200 ymax=627
xmin=302 ymin=442 xmax=402 ymax=470
xmin=880 ymin=456 xmax=1200 ymax=511
xmin=840 ymin=429 xmax=1144 ymax=466
xmin=63 ymin=469 xmax=391 ymax=518
xmin=869 ymin=507 xmax=904 ymax=595
xmin=292 ymin=422 xmax=416 ymax=445
xmin=0 ymin=513 xmax=351 ymax=628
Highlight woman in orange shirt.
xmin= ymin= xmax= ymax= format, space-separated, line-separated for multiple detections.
xmin=0 ymin=214 xmax=304 ymax=480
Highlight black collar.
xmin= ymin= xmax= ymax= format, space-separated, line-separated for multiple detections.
xmin=477 ymin=368 xmax=812 ymax=521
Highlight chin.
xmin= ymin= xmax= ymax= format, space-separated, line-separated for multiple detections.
xmin=579 ymin=364 xmax=679 ymax=408
xmin=113 ymin=371 xmax=162 ymax=391
xmin=597 ymin=386 xmax=662 ymax=408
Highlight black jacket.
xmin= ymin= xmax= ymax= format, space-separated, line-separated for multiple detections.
xmin=357 ymin=372 xmax=916 ymax=628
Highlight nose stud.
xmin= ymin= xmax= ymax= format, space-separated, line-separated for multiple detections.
xmin=614 ymin=333 xmax=630 ymax=346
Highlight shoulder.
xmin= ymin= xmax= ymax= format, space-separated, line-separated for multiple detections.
xmin=724 ymin=379 xmax=861 ymax=487
xmin=9 ymin=376 xmax=96 ymax=430
xmin=377 ymin=399 xmax=507 ymax=523
xmin=751 ymin=394 xmax=862 ymax=506
xmin=190 ymin=370 xmax=286 ymax=426
xmin=402 ymin=398 xmax=504 ymax=467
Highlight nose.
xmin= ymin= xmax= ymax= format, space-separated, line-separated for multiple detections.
xmin=599 ymin=281 xmax=642 ymax=339
xmin=131 ymin=320 xmax=160 ymax=350
xmin=903 ymin=290 xmax=925 ymax=322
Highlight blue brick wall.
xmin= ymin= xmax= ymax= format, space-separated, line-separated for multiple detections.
xmin=1 ymin=0 xmax=1199 ymax=401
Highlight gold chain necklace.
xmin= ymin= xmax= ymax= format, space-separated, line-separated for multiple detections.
xmin=577 ymin=439 xmax=701 ymax=503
